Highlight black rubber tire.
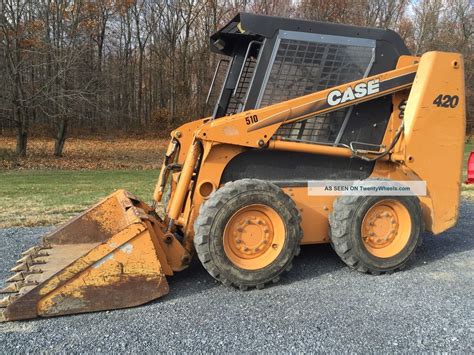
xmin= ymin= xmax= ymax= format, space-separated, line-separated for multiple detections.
xmin=329 ymin=194 xmax=423 ymax=274
xmin=194 ymin=179 xmax=302 ymax=290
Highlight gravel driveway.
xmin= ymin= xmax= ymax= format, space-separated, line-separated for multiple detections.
xmin=0 ymin=202 xmax=472 ymax=353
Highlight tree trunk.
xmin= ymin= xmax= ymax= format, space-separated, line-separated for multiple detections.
xmin=54 ymin=118 xmax=68 ymax=157
xmin=16 ymin=122 xmax=28 ymax=157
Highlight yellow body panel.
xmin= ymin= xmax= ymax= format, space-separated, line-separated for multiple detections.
xmin=402 ymin=52 xmax=466 ymax=233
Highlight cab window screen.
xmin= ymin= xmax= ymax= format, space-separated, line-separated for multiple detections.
xmin=226 ymin=55 xmax=257 ymax=115
xmin=260 ymin=38 xmax=374 ymax=144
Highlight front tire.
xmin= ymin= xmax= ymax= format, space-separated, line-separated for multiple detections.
xmin=194 ymin=179 xmax=302 ymax=290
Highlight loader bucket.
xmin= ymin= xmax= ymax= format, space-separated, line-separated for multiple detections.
xmin=0 ymin=190 xmax=188 ymax=322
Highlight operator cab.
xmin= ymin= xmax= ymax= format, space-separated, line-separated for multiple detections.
xmin=207 ymin=13 xmax=410 ymax=147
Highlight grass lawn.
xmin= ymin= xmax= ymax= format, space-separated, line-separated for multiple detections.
xmin=0 ymin=170 xmax=160 ymax=227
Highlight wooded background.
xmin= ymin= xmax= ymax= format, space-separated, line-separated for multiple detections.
xmin=0 ymin=0 xmax=472 ymax=157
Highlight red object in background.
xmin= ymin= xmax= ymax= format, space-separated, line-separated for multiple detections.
xmin=466 ymin=152 xmax=474 ymax=184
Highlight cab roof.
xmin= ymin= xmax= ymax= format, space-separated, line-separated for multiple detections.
xmin=210 ymin=12 xmax=410 ymax=56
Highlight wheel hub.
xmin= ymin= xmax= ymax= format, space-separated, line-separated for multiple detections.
xmin=362 ymin=206 xmax=399 ymax=248
xmin=360 ymin=199 xmax=412 ymax=259
xmin=223 ymin=204 xmax=285 ymax=270
xmin=229 ymin=213 xmax=274 ymax=258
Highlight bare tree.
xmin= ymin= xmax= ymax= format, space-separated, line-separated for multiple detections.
xmin=0 ymin=0 xmax=472 ymax=157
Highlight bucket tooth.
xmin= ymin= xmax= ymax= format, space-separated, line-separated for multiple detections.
xmin=17 ymin=252 xmax=49 ymax=264
xmin=0 ymin=295 xmax=16 ymax=308
xmin=7 ymin=272 xmax=24 ymax=283
xmin=1 ymin=282 xmax=23 ymax=293
xmin=17 ymin=255 xmax=32 ymax=264
xmin=10 ymin=262 xmax=29 ymax=272
xmin=21 ymin=246 xmax=41 ymax=256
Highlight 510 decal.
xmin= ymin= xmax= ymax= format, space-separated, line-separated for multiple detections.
xmin=433 ymin=94 xmax=459 ymax=108
xmin=245 ymin=114 xmax=259 ymax=125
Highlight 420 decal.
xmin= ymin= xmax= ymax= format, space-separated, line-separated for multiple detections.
xmin=433 ymin=94 xmax=459 ymax=108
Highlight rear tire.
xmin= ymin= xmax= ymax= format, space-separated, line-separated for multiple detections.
xmin=329 ymin=194 xmax=423 ymax=274
xmin=194 ymin=179 xmax=302 ymax=289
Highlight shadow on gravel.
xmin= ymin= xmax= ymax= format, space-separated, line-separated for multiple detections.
xmin=161 ymin=200 xmax=474 ymax=300
xmin=164 ymin=259 xmax=220 ymax=300
xmin=283 ymin=243 xmax=345 ymax=284
xmin=164 ymin=242 xmax=345 ymax=299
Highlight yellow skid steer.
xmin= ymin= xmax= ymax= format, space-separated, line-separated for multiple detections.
xmin=1 ymin=13 xmax=466 ymax=321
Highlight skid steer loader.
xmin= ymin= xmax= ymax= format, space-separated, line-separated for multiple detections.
xmin=1 ymin=13 xmax=466 ymax=322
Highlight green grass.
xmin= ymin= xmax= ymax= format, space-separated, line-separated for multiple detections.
xmin=0 ymin=170 xmax=160 ymax=227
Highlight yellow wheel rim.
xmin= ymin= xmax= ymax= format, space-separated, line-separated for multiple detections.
xmin=223 ymin=204 xmax=285 ymax=270
xmin=361 ymin=199 xmax=412 ymax=258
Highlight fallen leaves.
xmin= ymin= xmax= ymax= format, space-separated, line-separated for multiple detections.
xmin=0 ymin=136 xmax=169 ymax=170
